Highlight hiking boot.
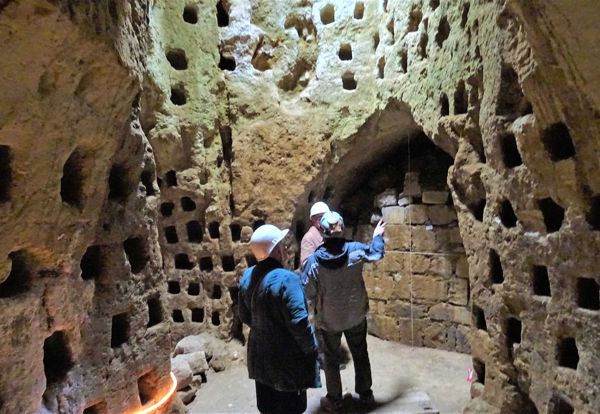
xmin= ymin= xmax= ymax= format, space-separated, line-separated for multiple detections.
xmin=320 ymin=396 xmax=343 ymax=413
xmin=359 ymin=390 xmax=375 ymax=405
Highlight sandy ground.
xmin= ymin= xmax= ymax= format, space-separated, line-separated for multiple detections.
xmin=188 ymin=335 xmax=472 ymax=414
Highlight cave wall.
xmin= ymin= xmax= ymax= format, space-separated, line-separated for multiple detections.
xmin=0 ymin=1 xmax=173 ymax=413
xmin=0 ymin=0 xmax=599 ymax=413
xmin=143 ymin=0 xmax=600 ymax=413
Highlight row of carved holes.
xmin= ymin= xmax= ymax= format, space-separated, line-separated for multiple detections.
xmin=472 ymin=331 xmax=579 ymax=378
xmin=174 ymin=253 xmax=236 ymax=272
xmin=497 ymin=123 xmax=575 ymax=169
xmin=468 ymin=190 xmax=600 ymax=236
xmin=488 ymin=249 xmax=599 ymax=310
xmin=47 ymin=150 xmax=156 ymax=208
xmin=46 ymin=298 xmax=165 ymax=409
xmin=175 ymin=253 xmax=256 ymax=272
xmin=168 ymin=281 xmax=223 ymax=299
xmin=1 ymin=239 xmax=152 ymax=303
xmin=465 ymin=123 xmax=584 ymax=229
xmin=471 ymin=196 xmax=565 ymax=234
xmin=80 ymin=237 xmax=149 ymax=282
xmin=172 ymin=308 xmax=220 ymax=325
xmin=183 ymin=1 xmax=229 ymax=26
xmin=320 ymin=2 xmax=378 ymax=25
xmin=163 ymin=221 xmax=241 ymax=242
xmin=439 ymin=81 xmax=468 ymax=116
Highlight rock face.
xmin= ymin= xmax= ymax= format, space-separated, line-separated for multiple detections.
xmin=144 ymin=0 xmax=600 ymax=413
xmin=171 ymin=334 xmax=244 ymax=407
xmin=1 ymin=1 xmax=600 ymax=414
xmin=0 ymin=1 xmax=173 ymax=414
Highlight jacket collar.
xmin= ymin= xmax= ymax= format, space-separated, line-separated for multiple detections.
xmin=255 ymin=256 xmax=283 ymax=272
xmin=315 ymin=238 xmax=348 ymax=269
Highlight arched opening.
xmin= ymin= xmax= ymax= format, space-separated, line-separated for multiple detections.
xmin=354 ymin=2 xmax=364 ymax=19
xmin=108 ymin=164 xmax=133 ymax=202
xmin=292 ymin=101 xmax=470 ymax=352
xmin=183 ymin=4 xmax=198 ymax=24
xmin=216 ymin=0 xmax=229 ymax=27
xmin=61 ymin=148 xmax=87 ymax=208
xmin=147 ymin=296 xmax=164 ymax=327
xmin=338 ymin=43 xmax=352 ymax=61
xmin=320 ymin=4 xmax=335 ymax=25
xmin=170 ymin=84 xmax=187 ymax=105
xmin=0 ymin=250 xmax=33 ymax=298
xmin=166 ymin=48 xmax=188 ymax=70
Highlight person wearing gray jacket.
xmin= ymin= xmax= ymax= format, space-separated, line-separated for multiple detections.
xmin=301 ymin=211 xmax=386 ymax=412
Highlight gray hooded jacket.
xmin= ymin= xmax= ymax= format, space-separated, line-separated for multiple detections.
xmin=301 ymin=235 xmax=385 ymax=332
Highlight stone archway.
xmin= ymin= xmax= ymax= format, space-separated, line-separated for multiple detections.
xmin=293 ymin=102 xmax=471 ymax=354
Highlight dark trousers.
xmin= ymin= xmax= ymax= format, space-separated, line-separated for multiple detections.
xmin=319 ymin=319 xmax=372 ymax=401
xmin=255 ymin=381 xmax=307 ymax=414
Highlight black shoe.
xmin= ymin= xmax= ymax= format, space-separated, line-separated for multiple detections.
xmin=320 ymin=396 xmax=343 ymax=413
xmin=359 ymin=391 xmax=375 ymax=405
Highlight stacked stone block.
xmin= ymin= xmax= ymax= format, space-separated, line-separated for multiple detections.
xmin=363 ymin=173 xmax=470 ymax=353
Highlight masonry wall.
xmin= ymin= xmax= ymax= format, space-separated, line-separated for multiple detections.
xmin=365 ymin=174 xmax=470 ymax=353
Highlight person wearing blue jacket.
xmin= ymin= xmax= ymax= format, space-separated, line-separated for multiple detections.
xmin=239 ymin=224 xmax=320 ymax=414
xmin=301 ymin=212 xmax=386 ymax=412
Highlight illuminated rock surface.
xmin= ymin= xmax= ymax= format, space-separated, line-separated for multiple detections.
xmin=0 ymin=0 xmax=599 ymax=413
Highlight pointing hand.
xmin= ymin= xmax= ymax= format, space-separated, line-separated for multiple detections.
xmin=373 ymin=219 xmax=386 ymax=237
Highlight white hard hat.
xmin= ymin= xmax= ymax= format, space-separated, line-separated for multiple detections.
xmin=310 ymin=201 xmax=331 ymax=218
xmin=250 ymin=224 xmax=290 ymax=254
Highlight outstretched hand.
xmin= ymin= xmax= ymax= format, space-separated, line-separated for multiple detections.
xmin=373 ymin=219 xmax=386 ymax=237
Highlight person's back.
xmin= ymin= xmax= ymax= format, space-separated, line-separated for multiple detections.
xmin=300 ymin=225 xmax=324 ymax=266
xmin=301 ymin=212 xmax=385 ymax=413
xmin=239 ymin=257 xmax=319 ymax=392
xmin=303 ymin=238 xmax=383 ymax=332
xmin=239 ymin=224 xmax=320 ymax=414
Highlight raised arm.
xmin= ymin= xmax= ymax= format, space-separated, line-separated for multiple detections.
xmin=348 ymin=220 xmax=386 ymax=263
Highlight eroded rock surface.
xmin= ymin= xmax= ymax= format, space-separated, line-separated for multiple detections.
xmin=0 ymin=1 xmax=171 ymax=413
xmin=1 ymin=0 xmax=599 ymax=413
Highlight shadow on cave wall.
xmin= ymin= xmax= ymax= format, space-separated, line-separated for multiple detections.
xmin=339 ymin=132 xmax=453 ymax=230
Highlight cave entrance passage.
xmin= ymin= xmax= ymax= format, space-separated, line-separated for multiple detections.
xmin=293 ymin=105 xmax=470 ymax=353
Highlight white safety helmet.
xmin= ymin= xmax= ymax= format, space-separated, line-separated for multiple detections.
xmin=310 ymin=201 xmax=331 ymax=218
xmin=250 ymin=224 xmax=290 ymax=255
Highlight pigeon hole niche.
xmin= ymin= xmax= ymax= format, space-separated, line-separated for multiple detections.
xmin=293 ymin=105 xmax=470 ymax=353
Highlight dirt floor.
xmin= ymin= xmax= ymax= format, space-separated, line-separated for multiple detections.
xmin=188 ymin=335 xmax=472 ymax=413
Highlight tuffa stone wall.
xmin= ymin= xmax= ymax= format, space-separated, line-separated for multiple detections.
xmin=142 ymin=0 xmax=600 ymax=413
xmin=0 ymin=1 xmax=175 ymax=413
xmin=1 ymin=0 xmax=600 ymax=413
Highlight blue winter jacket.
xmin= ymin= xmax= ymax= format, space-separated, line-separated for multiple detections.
xmin=238 ymin=257 xmax=321 ymax=392
xmin=301 ymin=235 xmax=385 ymax=332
